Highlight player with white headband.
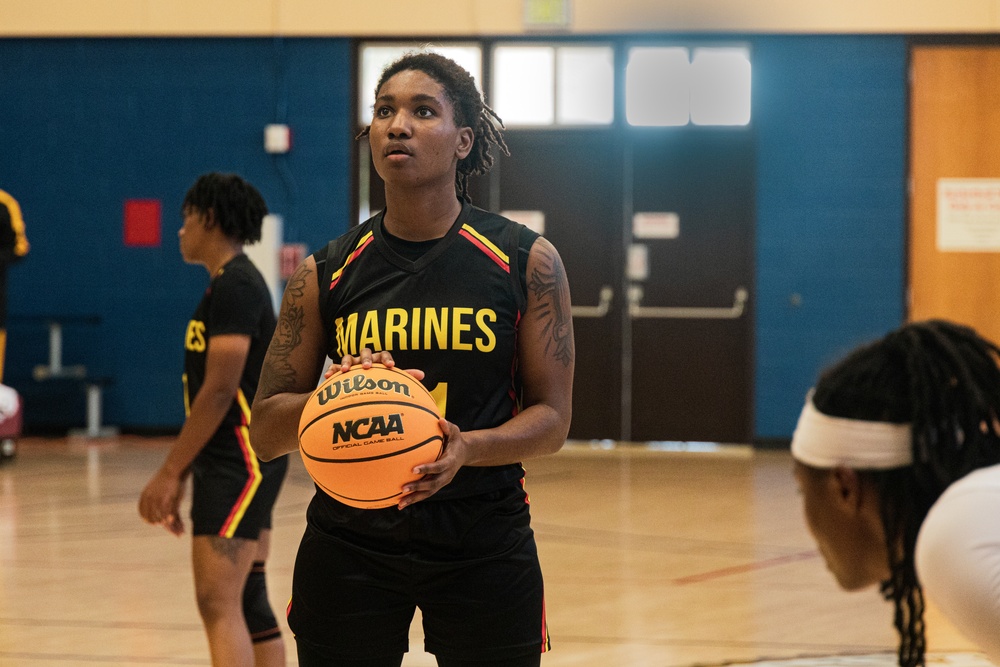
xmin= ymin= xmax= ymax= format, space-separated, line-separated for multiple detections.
xmin=791 ymin=319 xmax=1000 ymax=667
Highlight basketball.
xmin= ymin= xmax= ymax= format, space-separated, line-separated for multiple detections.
xmin=297 ymin=363 xmax=444 ymax=509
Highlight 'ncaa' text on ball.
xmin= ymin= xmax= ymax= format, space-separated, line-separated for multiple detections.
xmin=331 ymin=414 xmax=404 ymax=446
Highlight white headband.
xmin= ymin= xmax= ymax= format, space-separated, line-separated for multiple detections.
xmin=790 ymin=392 xmax=913 ymax=469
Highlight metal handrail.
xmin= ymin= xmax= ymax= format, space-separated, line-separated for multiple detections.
xmin=628 ymin=286 xmax=749 ymax=319
xmin=571 ymin=285 xmax=614 ymax=318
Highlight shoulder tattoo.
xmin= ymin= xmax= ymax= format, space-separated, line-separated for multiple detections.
xmin=259 ymin=262 xmax=312 ymax=397
xmin=527 ymin=242 xmax=574 ymax=368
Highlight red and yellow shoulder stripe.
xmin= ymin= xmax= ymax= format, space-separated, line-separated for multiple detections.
xmin=459 ymin=224 xmax=509 ymax=274
xmin=330 ymin=231 xmax=374 ymax=291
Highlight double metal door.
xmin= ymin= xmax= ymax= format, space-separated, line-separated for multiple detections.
xmin=495 ymin=128 xmax=754 ymax=443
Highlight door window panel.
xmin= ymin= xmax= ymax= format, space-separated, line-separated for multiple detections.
xmin=626 ymin=47 xmax=690 ymax=126
xmin=691 ymin=48 xmax=752 ymax=126
xmin=358 ymin=43 xmax=482 ymax=126
xmin=493 ymin=46 xmax=556 ymax=125
xmin=626 ymin=45 xmax=751 ymax=127
xmin=493 ymin=44 xmax=614 ymax=127
xmin=359 ymin=42 xmax=748 ymax=130
xmin=557 ymin=47 xmax=615 ymax=125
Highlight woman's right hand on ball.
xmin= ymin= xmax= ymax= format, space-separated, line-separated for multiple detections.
xmin=330 ymin=348 xmax=425 ymax=381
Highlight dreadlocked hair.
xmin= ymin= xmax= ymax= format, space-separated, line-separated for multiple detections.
xmin=811 ymin=319 xmax=1000 ymax=667
xmin=182 ymin=172 xmax=268 ymax=245
xmin=358 ymin=51 xmax=509 ymax=202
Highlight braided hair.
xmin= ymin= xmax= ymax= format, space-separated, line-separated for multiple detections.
xmin=810 ymin=319 xmax=1000 ymax=667
xmin=358 ymin=51 xmax=509 ymax=202
xmin=182 ymin=172 xmax=268 ymax=245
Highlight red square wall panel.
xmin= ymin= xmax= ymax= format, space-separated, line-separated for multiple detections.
xmin=124 ymin=199 xmax=162 ymax=247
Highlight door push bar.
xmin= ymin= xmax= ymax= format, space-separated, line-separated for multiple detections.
xmin=628 ymin=285 xmax=749 ymax=320
xmin=571 ymin=285 xmax=614 ymax=318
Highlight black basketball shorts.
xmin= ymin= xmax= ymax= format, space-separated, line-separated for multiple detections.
xmin=190 ymin=434 xmax=289 ymax=540
xmin=287 ymin=481 xmax=551 ymax=661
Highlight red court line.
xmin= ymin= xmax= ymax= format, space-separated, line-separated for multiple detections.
xmin=672 ymin=550 xmax=820 ymax=585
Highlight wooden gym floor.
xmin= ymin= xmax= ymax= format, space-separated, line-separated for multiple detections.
xmin=0 ymin=436 xmax=987 ymax=666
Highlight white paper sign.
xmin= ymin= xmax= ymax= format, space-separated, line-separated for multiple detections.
xmin=633 ymin=212 xmax=679 ymax=239
xmin=937 ymin=179 xmax=1000 ymax=252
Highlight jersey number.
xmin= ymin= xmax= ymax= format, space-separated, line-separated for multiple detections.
xmin=428 ymin=382 xmax=448 ymax=419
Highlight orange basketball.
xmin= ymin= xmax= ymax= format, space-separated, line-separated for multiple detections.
xmin=297 ymin=363 xmax=444 ymax=509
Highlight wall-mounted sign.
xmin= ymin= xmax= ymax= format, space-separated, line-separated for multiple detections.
xmin=633 ymin=212 xmax=680 ymax=239
xmin=523 ymin=0 xmax=571 ymax=30
xmin=937 ymin=178 xmax=1000 ymax=252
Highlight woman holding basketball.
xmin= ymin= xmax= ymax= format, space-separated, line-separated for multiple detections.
xmin=791 ymin=319 xmax=1000 ymax=666
xmin=139 ymin=173 xmax=288 ymax=666
xmin=251 ymin=52 xmax=574 ymax=666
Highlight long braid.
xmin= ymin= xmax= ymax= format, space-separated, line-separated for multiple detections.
xmin=812 ymin=319 xmax=1000 ymax=667
xmin=455 ymin=101 xmax=508 ymax=202
xmin=874 ymin=467 xmax=927 ymax=667
xmin=359 ymin=51 xmax=509 ymax=202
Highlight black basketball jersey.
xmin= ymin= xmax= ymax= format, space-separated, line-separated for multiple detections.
xmin=314 ymin=201 xmax=539 ymax=501
xmin=184 ymin=254 xmax=276 ymax=454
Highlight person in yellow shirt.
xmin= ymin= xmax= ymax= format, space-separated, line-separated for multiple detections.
xmin=0 ymin=188 xmax=30 ymax=383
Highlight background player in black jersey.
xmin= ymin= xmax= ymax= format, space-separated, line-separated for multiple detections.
xmin=139 ymin=173 xmax=288 ymax=666
xmin=251 ymin=53 xmax=575 ymax=666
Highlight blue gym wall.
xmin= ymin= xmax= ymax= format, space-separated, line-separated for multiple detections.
xmin=0 ymin=37 xmax=353 ymax=430
xmin=0 ymin=35 xmax=908 ymax=439
xmin=753 ymin=35 xmax=907 ymax=439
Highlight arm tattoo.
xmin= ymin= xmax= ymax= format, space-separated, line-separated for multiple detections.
xmin=258 ymin=263 xmax=311 ymax=397
xmin=527 ymin=245 xmax=574 ymax=367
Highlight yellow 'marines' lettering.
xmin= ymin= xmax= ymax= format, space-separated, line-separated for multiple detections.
xmin=185 ymin=320 xmax=206 ymax=352
xmin=359 ymin=311 xmax=382 ymax=351
xmin=334 ymin=307 xmax=498 ymax=357
xmin=452 ymin=307 xmax=473 ymax=351
xmin=475 ymin=309 xmax=497 ymax=352
xmin=425 ymin=308 xmax=447 ymax=350
xmin=385 ymin=308 xmax=408 ymax=349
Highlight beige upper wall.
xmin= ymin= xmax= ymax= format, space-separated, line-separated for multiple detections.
xmin=1 ymin=0 xmax=998 ymax=36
